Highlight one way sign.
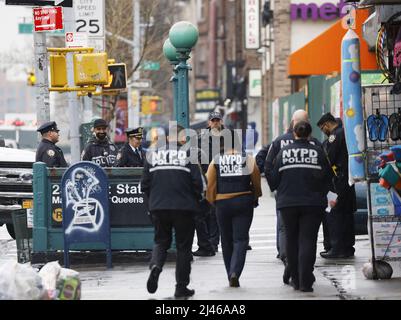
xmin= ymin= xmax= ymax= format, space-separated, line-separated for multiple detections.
xmin=5 ymin=0 xmax=73 ymax=7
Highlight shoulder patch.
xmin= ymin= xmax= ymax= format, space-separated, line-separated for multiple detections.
xmin=47 ymin=149 xmax=55 ymax=157
xmin=328 ymin=135 xmax=336 ymax=143
xmin=110 ymin=145 xmax=116 ymax=151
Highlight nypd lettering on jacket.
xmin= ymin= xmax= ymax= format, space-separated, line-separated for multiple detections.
xmin=219 ymin=154 xmax=244 ymax=176
xmin=149 ymin=150 xmax=189 ymax=172
xmin=280 ymin=148 xmax=321 ymax=171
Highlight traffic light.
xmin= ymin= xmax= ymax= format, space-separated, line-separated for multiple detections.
xmin=73 ymin=52 xmax=109 ymax=86
xmin=27 ymin=71 xmax=36 ymax=86
xmin=262 ymin=1 xmax=273 ymax=26
xmin=49 ymin=55 xmax=67 ymax=87
xmin=141 ymin=96 xmax=163 ymax=115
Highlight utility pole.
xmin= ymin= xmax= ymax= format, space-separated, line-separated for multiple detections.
xmin=64 ymin=7 xmax=81 ymax=164
xmin=128 ymin=0 xmax=141 ymax=128
xmin=33 ymin=32 xmax=50 ymax=131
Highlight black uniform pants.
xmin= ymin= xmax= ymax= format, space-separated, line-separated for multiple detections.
xmin=280 ymin=206 xmax=324 ymax=290
xmin=207 ymin=206 xmax=220 ymax=249
xmin=215 ymin=194 xmax=254 ymax=279
xmin=150 ymin=210 xmax=195 ymax=287
xmin=194 ymin=208 xmax=214 ymax=252
xmin=325 ymin=205 xmax=355 ymax=255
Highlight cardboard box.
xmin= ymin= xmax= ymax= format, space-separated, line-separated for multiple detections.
xmin=371 ymin=205 xmax=394 ymax=216
xmin=374 ymin=234 xmax=401 ymax=245
xmin=373 ymin=222 xmax=401 ymax=235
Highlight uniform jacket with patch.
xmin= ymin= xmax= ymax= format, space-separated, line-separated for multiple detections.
xmin=141 ymin=144 xmax=205 ymax=212
xmin=264 ymin=130 xmax=321 ymax=191
xmin=81 ymin=136 xmax=118 ymax=167
xmin=36 ymin=139 xmax=68 ymax=167
xmin=270 ymin=139 xmax=331 ymax=210
xmin=115 ymin=143 xmax=145 ymax=167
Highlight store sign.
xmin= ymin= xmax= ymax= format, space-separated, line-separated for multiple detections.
xmin=244 ymin=0 xmax=260 ymax=49
xmin=195 ymin=89 xmax=221 ymax=113
xmin=290 ymin=0 xmax=347 ymax=21
xmin=249 ymin=70 xmax=262 ymax=97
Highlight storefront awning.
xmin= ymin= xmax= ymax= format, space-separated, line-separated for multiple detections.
xmin=288 ymin=9 xmax=378 ymax=77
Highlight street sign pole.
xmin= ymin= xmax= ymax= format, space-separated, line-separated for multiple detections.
xmin=33 ymin=31 xmax=50 ymax=132
xmin=64 ymin=7 xmax=81 ymax=164
xmin=129 ymin=0 xmax=140 ymax=129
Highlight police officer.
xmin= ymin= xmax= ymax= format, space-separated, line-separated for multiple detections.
xmin=36 ymin=121 xmax=68 ymax=167
xmin=141 ymin=125 xmax=204 ymax=298
xmin=317 ymin=112 xmax=356 ymax=259
xmin=81 ymin=119 xmax=118 ymax=167
xmin=206 ymin=129 xmax=262 ymax=287
xmin=264 ymin=110 xmax=321 ymax=263
xmin=270 ymin=121 xmax=331 ymax=292
xmin=193 ymin=111 xmax=225 ymax=256
xmin=115 ymin=127 xmax=145 ymax=167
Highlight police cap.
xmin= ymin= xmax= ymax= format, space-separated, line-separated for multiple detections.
xmin=37 ymin=121 xmax=59 ymax=134
xmin=317 ymin=112 xmax=336 ymax=127
xmin=93 ymin=118 xmax=108 ymax=128
xmin=126 ymin=127 xmax=143 ymax=138
xmin=208 ymin=111 xmax=222 ymax=121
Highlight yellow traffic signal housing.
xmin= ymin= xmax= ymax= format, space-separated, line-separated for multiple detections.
xmin=49 ymin=55 xmax=67 ymax=87
xmin=141 ymin=96 xmax=163 ymax=115
xmin=73 ymin=52 xmax=108 ymax=86
xmin=27 ymin=71 xmax=36 ymax=86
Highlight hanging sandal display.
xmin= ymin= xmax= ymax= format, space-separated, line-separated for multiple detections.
xmin=389 ymin=108 xmax=401 ymax=141
xmin=367 ymin=109 xmax=389 ymax=142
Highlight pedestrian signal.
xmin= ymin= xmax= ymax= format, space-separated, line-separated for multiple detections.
xmin=27 ymin=71 xmax=36 ymax=86
xmin=103 ymin=63 xmax=127 ymax=91
xmin=141 ymin=96 xmax=163 ymax=115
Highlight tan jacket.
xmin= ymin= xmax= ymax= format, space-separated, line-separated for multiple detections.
xmin=206 ymin=153 xmax=262 ymax=204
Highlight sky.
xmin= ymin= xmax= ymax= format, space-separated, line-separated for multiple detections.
xmin=0 ymin=1 xmax=33 ymax=52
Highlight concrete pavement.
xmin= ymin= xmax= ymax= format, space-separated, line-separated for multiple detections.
xmin=1 ymin=182 xmax=401 ymax=300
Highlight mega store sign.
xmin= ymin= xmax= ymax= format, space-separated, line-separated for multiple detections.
xmin=291 ymin=0 xmax=348 ymax=21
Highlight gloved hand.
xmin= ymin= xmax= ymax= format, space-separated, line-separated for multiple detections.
xmin=254 ymin=199 xmax=259 ymax=208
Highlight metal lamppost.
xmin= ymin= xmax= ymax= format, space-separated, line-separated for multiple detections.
xmin=168 ymin=21 xmax=199 ymax=128
xmin=163 ymin=39 xmax=179 ymax=122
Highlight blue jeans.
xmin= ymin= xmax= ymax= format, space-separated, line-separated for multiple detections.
xmin=215 ymin=194 xmax=254 ymax=279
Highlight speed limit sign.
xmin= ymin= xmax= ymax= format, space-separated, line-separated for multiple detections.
xmin=74 ymin=0 xmax=105 ymax=44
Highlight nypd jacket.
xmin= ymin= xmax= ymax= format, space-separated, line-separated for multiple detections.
xmin=264 ymin=130 xmax=321 ymax=191
xmin=115 ymin=143 xmax=145 ymax=167
xmin=269 ymin=139 xmax=331 ymax=210
xmin=206 ymin=151 xmax=262 ymax=204
xmin=36 ymin=139 xmax=68 ymax=168
xmin=81 ymin=136 xmax=118 ymax=167
xmin=141 ymin=144 xmax=205 ymax=212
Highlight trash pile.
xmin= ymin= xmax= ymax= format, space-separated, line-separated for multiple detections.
xmin=0 ymin=261 xmax=81 ymax=300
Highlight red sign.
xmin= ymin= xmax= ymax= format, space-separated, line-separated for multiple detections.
xmin=33 ymin=6 xmax=63 ymax=32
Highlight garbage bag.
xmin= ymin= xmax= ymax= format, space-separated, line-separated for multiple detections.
xmin=0 ymin=261 xmax=44 ymax=300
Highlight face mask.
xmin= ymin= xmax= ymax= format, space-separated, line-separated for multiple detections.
xmin=96 ymin=132 xmax=107 ymax=140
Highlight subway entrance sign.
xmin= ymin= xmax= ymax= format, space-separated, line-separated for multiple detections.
xmin=104 ymin=64 xmax=127 ymax=91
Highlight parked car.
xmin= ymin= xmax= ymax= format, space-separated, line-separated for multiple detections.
xmin=0 ymin=147 xmax=35 ymax=239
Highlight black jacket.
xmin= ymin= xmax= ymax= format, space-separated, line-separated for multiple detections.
xmin=36 ymin=139 xmax=68 ymax=167
xmin=115 ymin=143 xmax=145 ymax=167
xmin=264 ymin=130 xmax=321 ymax=191
xmin=255 ymin=144 xmax=270 ymax=174
xmin=81 ymin=136 xmax=118 ymax=167
xmin=198 ymin=126 xmax=224 ymax=174
xmin=322 ymin=126 xmax=356 ymax=213
xmin=270 ymin=139 xmax=331 ymax=210
xmin=141 ymin=144 xmax=204 ymax=212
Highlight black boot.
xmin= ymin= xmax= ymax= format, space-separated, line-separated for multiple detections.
xmin=147 ymin=265 xmax=162 ymax=294
xmin=174 ymin=285 xmax=195 ymax=298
